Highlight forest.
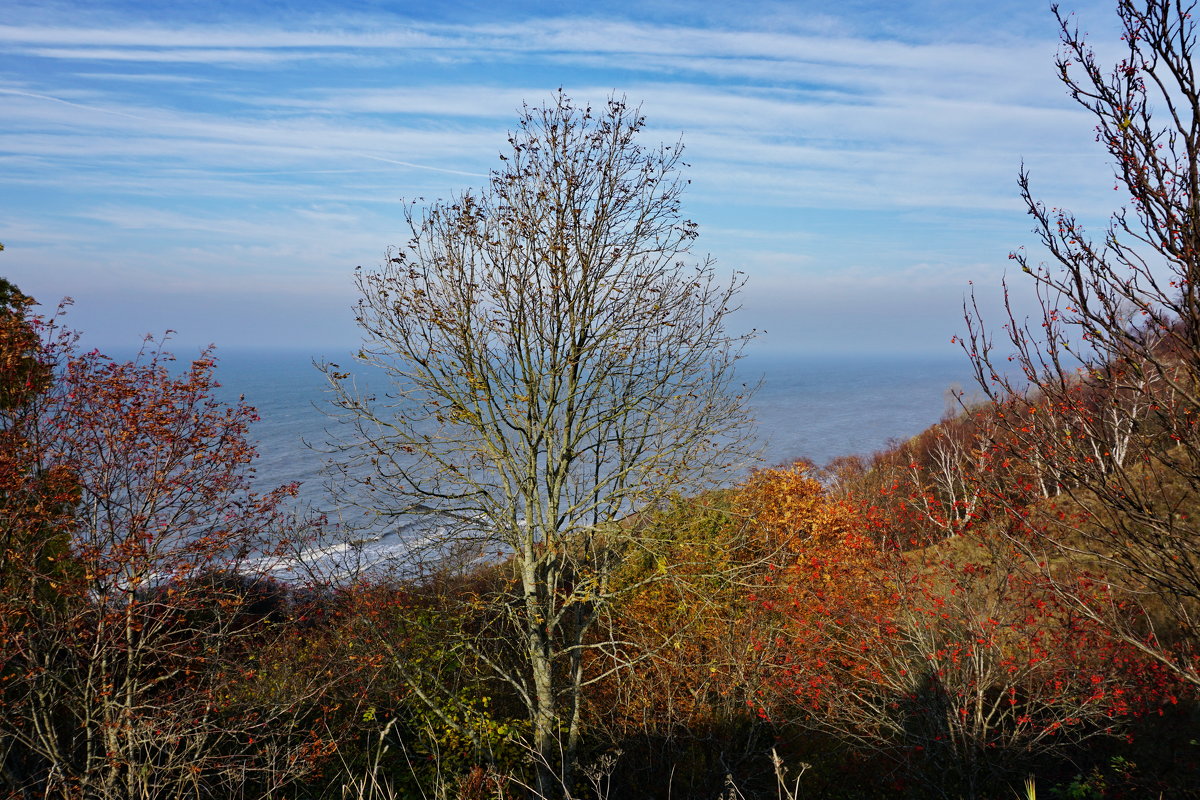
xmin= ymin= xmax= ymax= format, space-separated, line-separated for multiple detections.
xmin=4 ymin=1 xmax=1200 ymax=798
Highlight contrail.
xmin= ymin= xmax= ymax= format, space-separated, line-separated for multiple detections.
xmin=358 ymin=153 xmax=485 ymax=178
xmin=0 ymin=87 xmax=151 ymax=121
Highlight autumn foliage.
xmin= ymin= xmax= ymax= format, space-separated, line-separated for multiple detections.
xmin=0 ymin=297 xmax=1195 ymax=799
xmin=5 ymin=288 xmax=1198 ymax=793
xmin=0 ymin=290 xmax=337 ymax=800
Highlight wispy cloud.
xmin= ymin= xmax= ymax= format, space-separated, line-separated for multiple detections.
xmin=0 ymin=2 xmax=1123 ymax=352
xmin=24 ymin=47 xmax=309 ymax=64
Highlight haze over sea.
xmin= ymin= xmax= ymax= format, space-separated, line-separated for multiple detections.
xmin=207 ymin=349 xmax=975 ymax=505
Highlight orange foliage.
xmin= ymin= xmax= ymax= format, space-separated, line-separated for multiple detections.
xmin=589 ymin=466 xmax=882 ymax=754
xmin=735 ymin=461 xmax=859 ymax=549
xmin=735 ymin=462 xmax=896 ymax=672
xmin=0 ymin=281 xmax=78 ymax=595
xmin=749 ymin=458 xmax=1179 ymax=794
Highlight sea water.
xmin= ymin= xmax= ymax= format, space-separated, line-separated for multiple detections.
xmin=209 ymin=349 xmax=975 ymax=498
xmin=195 ymin=349 xmax=974 ymax=576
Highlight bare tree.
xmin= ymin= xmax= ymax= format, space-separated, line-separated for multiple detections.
xmin=961 ymin=0 xmax=1200 ymax=687
xmin=322 ymin=92 xmax=755 ymax=794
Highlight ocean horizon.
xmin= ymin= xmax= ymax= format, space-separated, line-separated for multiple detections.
xmin=200 ymin=348 xmax=977 ymax=505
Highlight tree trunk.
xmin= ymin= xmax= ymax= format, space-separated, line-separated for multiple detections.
xmin=529 ymin=627 xmax=560 ymax=798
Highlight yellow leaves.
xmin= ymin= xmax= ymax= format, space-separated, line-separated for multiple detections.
xmin=734 ymin=461 xmax=856 ymax=553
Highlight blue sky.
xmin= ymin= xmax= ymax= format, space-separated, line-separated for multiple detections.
xmin=1 ymin=0 xmax=1126 ymax=356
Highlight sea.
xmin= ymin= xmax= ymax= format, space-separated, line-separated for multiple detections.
xmin=208 ymin=349 xmax=976 ymax=502
xmin=186 ymin=349 xmax=976 ymax=577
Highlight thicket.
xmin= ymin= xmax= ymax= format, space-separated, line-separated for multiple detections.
xmin=3 ymin=301 xmax=1195 ymax=799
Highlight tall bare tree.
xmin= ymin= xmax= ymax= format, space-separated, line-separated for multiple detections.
xmin=962 ymin=0 xmax=1200 ymax=687
xmin=323 ymin=93 xmax=755 ymax=793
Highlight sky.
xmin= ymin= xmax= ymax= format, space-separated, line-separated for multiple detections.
xmin=0 ymin=0 xmax=1130 ymax=357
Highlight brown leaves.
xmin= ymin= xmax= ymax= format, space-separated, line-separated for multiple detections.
xmin=0 ymin=301 xmax=320 ymax=798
